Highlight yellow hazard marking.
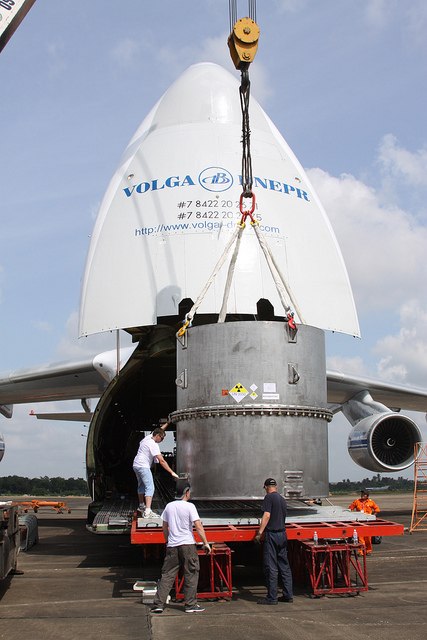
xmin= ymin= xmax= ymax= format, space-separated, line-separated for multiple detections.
xmin=229 ymin=383 xmax=248 ymax=394
xmin=229 ymin=382 xmax=249 ymax=404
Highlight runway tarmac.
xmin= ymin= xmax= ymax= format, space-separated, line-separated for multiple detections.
xmin=0 ymin=493 xmax=426 ymax=640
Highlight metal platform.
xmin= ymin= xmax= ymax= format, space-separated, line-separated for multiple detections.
xmin=88 ymin=492 xmax=404 ymax=542
xmin=131 ymin=515 xmax=403 ymax=545
xmin=88 ymin=497 xmax=135 ymax=533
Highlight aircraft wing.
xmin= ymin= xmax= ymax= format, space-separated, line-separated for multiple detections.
xmin=1 ymin=351 xmax=426 ymax=420
xmin=327 ymin=369 xmax=427 ymax=413
xmin=0 ymin=347 xmax=135 ymax=418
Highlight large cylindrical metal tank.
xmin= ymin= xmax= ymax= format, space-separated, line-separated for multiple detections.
xmin=171 ymin=321 xmax=332 ymax=500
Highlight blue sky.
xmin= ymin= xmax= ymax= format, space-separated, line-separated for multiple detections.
xmin=1 ymin=0 xmax=426 ymax=482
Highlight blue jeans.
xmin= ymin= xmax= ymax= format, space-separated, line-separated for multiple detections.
xmin=133 ymin=466 xmax=154 ymax=497
xmin=263 ymin=530 xmax=293 ymax=602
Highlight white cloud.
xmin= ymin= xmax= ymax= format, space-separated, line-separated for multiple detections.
xmin=326 ymin=356 xmax=367 ymax=376
xmin=308 ymin=167 xmax=427 ymax=313
xmin=0 ymin=312 xmax=134 ymax=479
xmin=194 ymin=34 xmax=231 ymax=69
xmin=1 ymin=403 xmax=87 ymax=478
xmin=362 ymin=1 xmax=427 ymax=50
xmin=310 ymin=147 xmax=427 ymax=393
xmin=150 ymin=33 xmax=272 ymax=106
xmin=54 ymin=310 xmax=132 ymax=361
xmin=373 ymin=300 xmax=427 ymax=385
xmin=405 ymin=1 xmax=427 ymax=48
xmin=110 ymin=38 xmax=141 ymax=67
xmin=364 ymin=0 xmax=394 ymax=30
xmin=378 ymin=134 xmax=427 ymax=188
xmin=376 ymin=356 xmax=407 ymax=383
xmin=46 ymin=40 xmax=67 ymax=78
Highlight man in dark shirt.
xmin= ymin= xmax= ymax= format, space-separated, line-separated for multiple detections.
xmin=254 ymin=477 xmax=293 ymax=604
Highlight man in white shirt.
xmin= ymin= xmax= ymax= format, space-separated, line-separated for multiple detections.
xmin=133 ymin=423 xmax=178 ymax=518
xmin=151 ymin=484 xmax=211 ymax=614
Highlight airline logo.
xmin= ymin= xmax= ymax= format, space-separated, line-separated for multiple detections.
xmin=348 ymin=431 xmax=368 ymax=449
xmin=123 ymin=167 xmax=310 ymax=201
xmin=198 ymin=167 xmax=233 ymax=192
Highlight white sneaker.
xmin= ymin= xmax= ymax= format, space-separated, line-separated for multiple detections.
xmin=143 ymin=509 xmax=159 ymax=518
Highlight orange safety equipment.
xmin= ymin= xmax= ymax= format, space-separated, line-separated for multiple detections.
xmin=348 ymin=497 xmax=380 ymax=515
xmin=349 ymin=495 xmax=380 ymax=554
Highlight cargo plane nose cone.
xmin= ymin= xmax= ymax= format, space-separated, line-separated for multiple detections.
xmin=149 ymin=63 xmax=244 ymax=127
xmin=79 ymin=63 xmax=359 ymax=338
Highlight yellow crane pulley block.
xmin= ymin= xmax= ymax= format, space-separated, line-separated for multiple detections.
xmin=227 ymin=17 xmax=260 ymax=70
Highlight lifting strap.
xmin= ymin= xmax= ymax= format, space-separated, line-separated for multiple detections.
xmin=252 ymin=223 xmax=305 ymax=324
xmin=177 ymin=225 xmax=242 ymax=337
xmin=176 ymin=2 xmax=304 ymax=338
xmin=176 ymin=209 xmax=305 ymax=338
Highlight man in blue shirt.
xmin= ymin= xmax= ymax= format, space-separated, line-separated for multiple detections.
xmin=254 ymin=477 xmax=293 ymax=604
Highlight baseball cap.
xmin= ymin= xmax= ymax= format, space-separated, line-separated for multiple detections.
xmin=264 ymin=478 xmax=277 ymax=487
xmin=175 ymin=479 xmax=191 ymax=499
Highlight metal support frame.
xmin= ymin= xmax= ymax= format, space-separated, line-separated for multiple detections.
xmin=130 ymin=520 xmax=403 ymax=600
xmin=299 ymin=540 xmax=368 ymax=596
xmin=174 ymin=544 xmax=233 ymax=600
xmin=16 ymin=500 xmax=71 ymax=514
xmin=410 ymin=442 xmax=427 ymax=532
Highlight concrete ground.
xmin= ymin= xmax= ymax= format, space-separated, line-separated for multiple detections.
xmin=0 ymin=493 xmax=425 ymax=640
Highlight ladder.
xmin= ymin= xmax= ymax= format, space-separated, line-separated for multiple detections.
xmin=409 ymin=442 xmax=427 ymax=532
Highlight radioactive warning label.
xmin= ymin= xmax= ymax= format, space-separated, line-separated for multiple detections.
xmin=229 ymin=383 xmax=249 ymax=403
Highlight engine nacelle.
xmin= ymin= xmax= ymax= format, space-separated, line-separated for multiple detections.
xmin=343 ymin=391 xmax=422 ymax=472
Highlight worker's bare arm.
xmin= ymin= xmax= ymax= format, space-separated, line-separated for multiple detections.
xmin=194 ymin=519 xmax=211 ymax=553
xmin=157 ymin=453 xmax=179 ymax=478
xmin=257 ymin=511 xmax=271 ymax=538
xmin=162 ymin=521 xmax=169 ymax=543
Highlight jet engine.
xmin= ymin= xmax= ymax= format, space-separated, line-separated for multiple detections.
xmin=343 ymin=391 xmax=422 ymax=472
